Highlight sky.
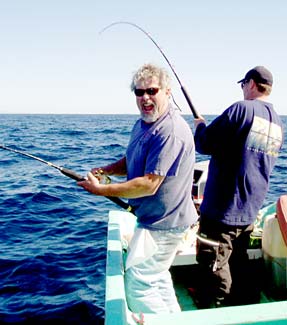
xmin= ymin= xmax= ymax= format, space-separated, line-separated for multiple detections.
xmin=0 ymin=0 xmax=286 ymax=116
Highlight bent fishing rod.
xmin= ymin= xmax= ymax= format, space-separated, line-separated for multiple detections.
xmin=99 ymin=21 xmax=199 ymax=118
xmin=0 ymin=144 xmax=133 ymax=213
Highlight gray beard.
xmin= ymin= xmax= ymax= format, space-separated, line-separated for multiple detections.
xmin=140 ymin=111 xmax=159 ymax=123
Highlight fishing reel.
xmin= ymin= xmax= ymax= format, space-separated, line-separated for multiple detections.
xmin=93 ymin=168 xmax=111 ymax=184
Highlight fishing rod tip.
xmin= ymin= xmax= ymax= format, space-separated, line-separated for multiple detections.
xmin=99 ymin=21 xmax=139 ymax=35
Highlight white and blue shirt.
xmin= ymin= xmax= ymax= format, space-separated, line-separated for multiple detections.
xmin=195 ymin=99 xmax=283 ymax=226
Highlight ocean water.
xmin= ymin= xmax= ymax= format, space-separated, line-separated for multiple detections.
xmin=0 ymin=114 xmax=286 ymax=324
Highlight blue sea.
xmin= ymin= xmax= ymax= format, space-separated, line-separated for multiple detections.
xmin=0 ymin=114 xmax=286 ymax=324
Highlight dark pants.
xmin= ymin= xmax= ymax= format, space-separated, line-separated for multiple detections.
xmin=195 ymin=217 xmax=253 ymax=308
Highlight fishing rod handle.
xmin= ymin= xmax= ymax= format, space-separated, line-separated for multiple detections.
xmin=60 ymin=167 xmax=86 ymax=181
xmin=61 ymin=167 xmax=134 ymax=213
xmin=181 ymin=85 xmax=199 ymax=118
xmin=106 ymin=196 xmax=135 ymax=214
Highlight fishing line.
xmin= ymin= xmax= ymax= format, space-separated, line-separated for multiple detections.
xmin=0 ymin=144 xmax=133 ymax=212
xmin=99 ymin=21 xmax=199 ymax=118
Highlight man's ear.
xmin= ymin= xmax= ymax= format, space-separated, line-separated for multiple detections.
xmin=249 ymin=79 xmax=257 ymax=89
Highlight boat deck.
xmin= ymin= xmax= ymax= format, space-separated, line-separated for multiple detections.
xmin=105 ymin=210 xmax=287 ymax=324
xmin=171 ymin=262 xmax=276 ymax=311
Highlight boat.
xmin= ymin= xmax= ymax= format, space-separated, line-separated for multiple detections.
xmin=105 ymin=160 xmax=287 ymax=324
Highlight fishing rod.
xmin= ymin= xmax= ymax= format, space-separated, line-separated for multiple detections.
xmin=99 ymin=21 xmax=199 ymax=118
xmin=0 ymin=144 xmax=133 ymax=213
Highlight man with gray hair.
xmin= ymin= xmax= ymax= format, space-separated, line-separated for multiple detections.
xmin=78 ymin=63 xmax=198 ymax=313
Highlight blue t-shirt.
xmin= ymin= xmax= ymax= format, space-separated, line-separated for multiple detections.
xmin=195 ymin=99 xmax=283 ymax=226
xmin=126 ymin=106 xmax=198 ymax=230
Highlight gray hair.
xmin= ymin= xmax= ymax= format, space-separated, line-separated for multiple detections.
xmin=130 ymin=63 xmax=171 ymax=91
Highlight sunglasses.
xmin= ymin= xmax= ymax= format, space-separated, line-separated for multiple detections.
xmin=241 ymin=79 xmax=249 ymax=89
xmin=134 ymin=87 xmax=160 ymax=97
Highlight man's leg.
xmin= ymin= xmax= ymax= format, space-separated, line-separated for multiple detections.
xmin=125 ymin=227 xmax=188 ymax=313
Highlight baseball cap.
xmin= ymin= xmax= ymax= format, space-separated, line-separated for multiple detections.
xmin=237 ymin=66 xmax=273 ymax=86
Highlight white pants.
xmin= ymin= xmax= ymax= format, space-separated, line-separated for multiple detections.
xmin=124 ymin=226 xmax=188 ymax=314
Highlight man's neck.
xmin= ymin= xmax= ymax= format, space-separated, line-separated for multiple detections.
xmin=246 ymin=94 xmax=269 ymax=102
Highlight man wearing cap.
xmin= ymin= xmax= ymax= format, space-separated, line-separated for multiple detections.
xmin=193 ymin=66 xmax=283 ymax=308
